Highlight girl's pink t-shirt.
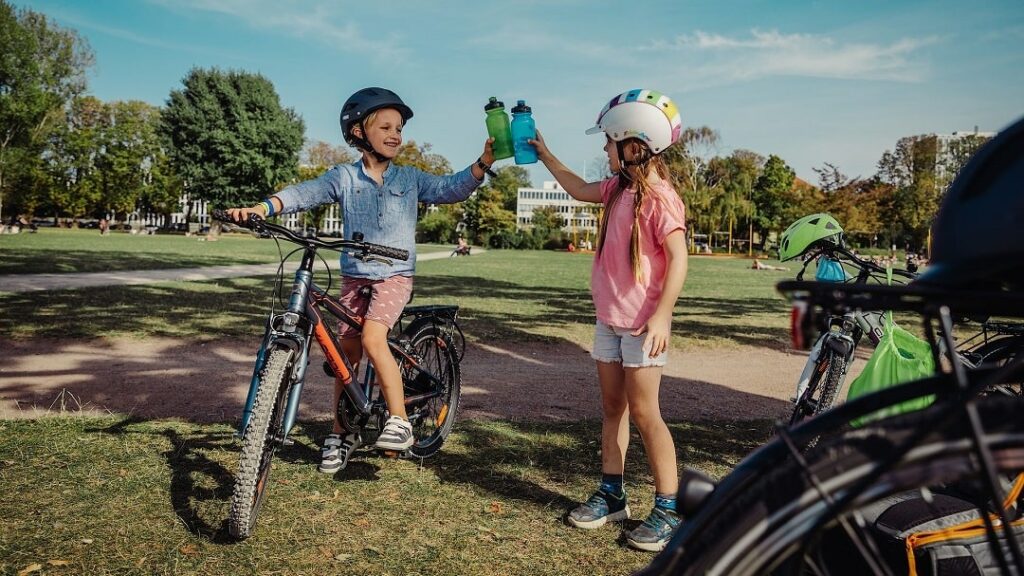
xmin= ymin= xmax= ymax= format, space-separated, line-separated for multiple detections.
xmin=591 ymin=177 xmax=687 ymax=330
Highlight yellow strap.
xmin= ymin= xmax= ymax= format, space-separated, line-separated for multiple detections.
xmin=905 ymin=474 xmax=1024 ymax=576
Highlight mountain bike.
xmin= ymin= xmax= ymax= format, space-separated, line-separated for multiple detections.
xmin=214 ymin=210 xmax=463 ymax=540
xmin=638 ymin=280 xmax=1024 ymax=575
xmin=789 ymin=246 xmax=916 ymax=425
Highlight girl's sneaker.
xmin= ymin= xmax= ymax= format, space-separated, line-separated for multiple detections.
xmin=626 ymin=507 xmax=681 ymax=551
xmin=567 ymin=489 xmax=630 ymax=529
xmin=374 ymin=416 xmax=414 ymax=451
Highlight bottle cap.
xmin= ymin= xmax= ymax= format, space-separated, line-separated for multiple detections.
xmin=511 ymin=100 xmax=531 ymax=114
xmin=485 ymin=97 xmax=505 ymax=111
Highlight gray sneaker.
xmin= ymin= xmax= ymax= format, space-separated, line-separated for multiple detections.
xmin=319 ymin=433 xmax=360 ymax=473
xmin=567 ymin=489 xmax=630 ymax=529
xmin=626 ymin=507 xmax=681 ymax=552
xmin=374 ymin=416 xmax=414 ymax=451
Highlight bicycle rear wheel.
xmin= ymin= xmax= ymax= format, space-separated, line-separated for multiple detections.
xmin=397 ymin=323 xmax=461 ymax=458
xmin=228 ymin=346 xmax=294 ymax=539
xmin=971 ymin=336 xmax=1024 ymax=396
xmin=790 ymin=349 xmax=848 ymax=426
xmin=640 ymin=396 xmax=1024 ymax=575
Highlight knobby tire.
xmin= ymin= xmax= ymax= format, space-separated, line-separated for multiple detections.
xmin=228 ymin=346 xmax=294 ymax=539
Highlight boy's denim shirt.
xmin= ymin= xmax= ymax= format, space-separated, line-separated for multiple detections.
xmin=274 ymin=160 xmax=481 ymax=279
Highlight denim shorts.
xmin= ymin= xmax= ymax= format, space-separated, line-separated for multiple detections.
xmin=591 ymin=321 xmax=668 ymax=368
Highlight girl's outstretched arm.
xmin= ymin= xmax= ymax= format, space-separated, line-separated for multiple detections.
xmin=530 ymin=130 xmax=603 ymax=203
xmin=633 ymin=229 xmax=688 ymax=357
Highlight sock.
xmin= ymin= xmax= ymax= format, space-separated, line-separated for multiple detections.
xmin=599 ymin=473 xmax=624 ymax=498
xmin=654 ymin=492 xmax=678 ymax=513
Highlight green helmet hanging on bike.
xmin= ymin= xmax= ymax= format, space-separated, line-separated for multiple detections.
xmin=778 ymin=213 xmax=844 ymax=261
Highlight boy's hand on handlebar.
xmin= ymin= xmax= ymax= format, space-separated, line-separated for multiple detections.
xmin=224 ymin=206 xmax=266 ymax=223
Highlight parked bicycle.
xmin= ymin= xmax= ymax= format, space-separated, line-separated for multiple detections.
xmin=638 ymin=114 xmax=1024 ymax=575
xmin=214 ymin=210 xmax=463 ymax=540
xmin=780 ymin=214 xmax=917 ymax=425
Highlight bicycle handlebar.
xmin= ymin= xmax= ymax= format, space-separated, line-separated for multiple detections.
xmin=798 ymin=245 xmax=918 ymax=283
xmin=210 ymin=209 xmax=409 ymax=262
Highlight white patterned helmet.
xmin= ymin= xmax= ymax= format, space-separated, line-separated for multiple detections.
xmin=585 ymin=89 xmax=682 ymax=154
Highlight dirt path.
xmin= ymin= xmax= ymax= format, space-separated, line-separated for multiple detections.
xmin=0 ymin=336 xmax=858 ymax=424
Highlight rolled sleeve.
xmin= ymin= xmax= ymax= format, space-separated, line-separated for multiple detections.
xmin=273 ymin=167 xmax=343 ymax=213
xmin=415 ymin=166 xmax=481 ymax=205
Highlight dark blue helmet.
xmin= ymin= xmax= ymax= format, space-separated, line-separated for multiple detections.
xmin=339 ymin=87 xmax=413 ymax=147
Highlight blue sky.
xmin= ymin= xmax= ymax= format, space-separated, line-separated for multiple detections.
xmin=18 ymin=0 xmax=1024 ymax=185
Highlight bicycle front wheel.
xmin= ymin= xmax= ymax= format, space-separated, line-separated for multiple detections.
xmin=790 ymin=349 xmax=849 ymax=426
xmin=398 ymin=323 xmax=461 ymax=458
xmin=228 ymin=346 xmax=294 ymax=539
xmin=643 ymin=396 xmax=1024 ymax=575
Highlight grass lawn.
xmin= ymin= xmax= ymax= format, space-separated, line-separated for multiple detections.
xmin=0 ymin=416 xmax=772 ymax=576
xmin=0 ymin=237 xmax=790 ymax=575
xmin=0 ymin=227 xmax=458 ymax=274
xmin=0 ymin=244 xmax=792 ymax=349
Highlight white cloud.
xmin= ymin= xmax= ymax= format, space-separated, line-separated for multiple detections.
xmin=146 ymin=0 xmax=409 ymax=62
xmin=641 ymin=29 xmax=939 ymax=85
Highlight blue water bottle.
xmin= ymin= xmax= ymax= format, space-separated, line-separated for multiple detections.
xmin=510 ymin=100 xmax=537 ymax=165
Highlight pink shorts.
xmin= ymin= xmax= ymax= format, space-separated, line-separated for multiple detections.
xmin=336 ymin=275 xmax=413 ymax=338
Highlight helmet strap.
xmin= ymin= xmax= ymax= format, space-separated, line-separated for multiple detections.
xmin=351 ymin=120 xmax=390 ymax=163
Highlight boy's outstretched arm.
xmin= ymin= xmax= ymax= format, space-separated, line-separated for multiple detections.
xmin=530 ymin=131 xmax=603 ymax=203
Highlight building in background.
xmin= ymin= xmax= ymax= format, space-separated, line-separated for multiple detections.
xmin=516 ymin=181 xmax=598 ymax=236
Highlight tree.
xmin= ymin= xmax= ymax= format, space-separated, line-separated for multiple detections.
xmin=161 ymin=68 xmax=304 ymax=212
xmin=394 ymin=140 xmax=451 ymax=175
xmin=751 ymin=154 xmax=796 ymax=248
xmin=481 ymin=165 xmax=531 ymax=212
xmin=43 ymin=95 xmax=105 ymax=223
xmin=96 ymin=100 xmax=166 ymax=220
xmin=0 ymin=1 xmax=94 ymax=221
xmin=303 ymin=139 xmax=354 ymax=170
xmin=660 ymin=126 xmax=721 ymax=244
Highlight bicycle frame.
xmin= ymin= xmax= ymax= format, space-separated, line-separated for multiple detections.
xmin=238 ymin=258 xmax=452 ymax=439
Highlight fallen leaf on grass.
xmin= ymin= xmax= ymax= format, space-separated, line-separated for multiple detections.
xmin=363 ymin=546 xmax=382 ymax=556
xmin=334 ymin=553 xmax=352 ymax=562
xmin=81 ymin=539 xmax=94 ymax=545
xmin=178 ymin=544 xmax=199 ymax=556
xmin=47 ymin=560 xmax=71 ymax=566
xmin=489 ymin=501 xmax=503 ymax=514
xmin=353 ymin=518 xmax=370 ymax=529
xmin=17 ymin=564 xmax=42 ymax=576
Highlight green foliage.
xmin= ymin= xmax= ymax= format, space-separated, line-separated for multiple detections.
xmin=751 ymin=154 xmax=795 ymax=246
xmin=0 ymin=0 xmax=94 ymax=220
xmin=482 ymin=165 xmax=532 ymax=212
xmin=394 ymin=140 xmax=452 ymax=175
xmin=417 ymin=205 xmax=460 ymax=243
xmin=161 ymin=68 xmax=305 ymax=209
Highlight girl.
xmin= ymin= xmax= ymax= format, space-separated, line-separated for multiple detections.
xmin=226 ymin=87 xmax=494 ymax=473
xmin=531 ymin=89 xmax=688 ymax=552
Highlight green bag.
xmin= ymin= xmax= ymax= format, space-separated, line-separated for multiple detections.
xmin=846 ymin=270 xmax=936 ymax=425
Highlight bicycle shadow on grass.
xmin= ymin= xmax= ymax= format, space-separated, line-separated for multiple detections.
xmin=91 ymin=417 xmax=238 ymax=544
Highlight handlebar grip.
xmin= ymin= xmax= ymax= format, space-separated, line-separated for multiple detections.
xmin=365 ymin=243 xmax=409 ymax=261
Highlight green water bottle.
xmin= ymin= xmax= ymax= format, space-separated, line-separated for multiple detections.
xmin=484 ymin=97 xmax=514 ymax=160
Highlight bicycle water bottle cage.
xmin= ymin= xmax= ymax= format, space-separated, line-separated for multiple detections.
xmin=815 ymin=257 xmax=847 ymax=283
